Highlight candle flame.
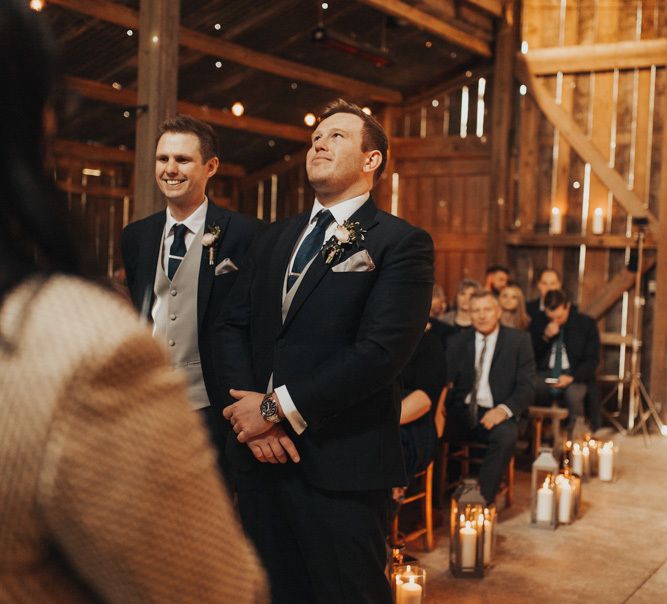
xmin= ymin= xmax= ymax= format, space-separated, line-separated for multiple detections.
xmin=542 ymin=477 xmax=550 ymax=488
xmin=573 ymin=443 xmax=581 ymax=452
xmin=409 ymin=576 xmax=416 ymax=584
xmin=406 ymin=565 xmax=411 ymax=573
xmin=465 ymin=520 xmax=472 ymax=529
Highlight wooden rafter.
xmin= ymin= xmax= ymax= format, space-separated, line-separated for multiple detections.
xmin=515 ymin=56 xmax=659 ymax=237
xmin=357 ymin=0 xmax=492 ymax=57
xmin=523 ymin=38 xmax=667 ymax=75
xmin=63 ymin=76 xmax=311 ymax=143
xmin=50 ymin=139 xmax=246 ymax=177
xmin=49 ymin=0 xmax=401 ymax=104
xmin=465 ymin=0 xmax=504 ymax=18
xmin=504 ymin=233 xmax=656 ymax=251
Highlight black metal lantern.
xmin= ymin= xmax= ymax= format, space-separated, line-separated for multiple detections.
xmin=531 ymin=447 xmax=558 ymax=529
xmin=449 ymin=479 xmax=490 ymax=578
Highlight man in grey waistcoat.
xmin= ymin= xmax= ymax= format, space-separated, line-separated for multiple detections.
xmin=121 ymin=115 xmax=263 ymax=480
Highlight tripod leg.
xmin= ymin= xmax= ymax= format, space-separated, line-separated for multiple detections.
xmin=638 ymin=379 xmax=666 ymax=432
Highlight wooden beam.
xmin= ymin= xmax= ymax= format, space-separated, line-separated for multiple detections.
xmin=465 ymin=0 xmax=503 ymax=18
xmin=49 ymin=0 xmax=401 ymax=103
xmin=63 ymin=76 xmax=311 ymax=143
xmin=515 ymin=56 xmax=659 ymax=237
xmin=581 ymin=259 xmax=656 ymax=321
xmin=402 ymin=65 xmax=493 ymax=108
xmin=57 ymin=180 xmax=132 ymax=199
xmin=50 ymin=139 xmax=246 ymax=177
xmin=504 ymin=232 xmax=656 ymax=250
xmin=357 ymin=0 xmax=492 ymax=57
xmin=523 ymin=38 xmax=667 ymax=75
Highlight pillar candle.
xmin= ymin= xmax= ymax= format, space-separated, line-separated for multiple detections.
xmin=395 ymin=576 xmax=404 ymax=604
xmin=400 ymin=577 xmax=422 ymax=604
xmin=483 ymin=519 xmax=493 ymax=564
xmin=598 ymin=443 xmax=614 ymax=481
xmin=459 ymin=521 xmax=477 ymax=568
xmin=592 ymin=207 xmax=604 ymax=234
xmin=558 ymin=479 xmax=572 ymax=523
xmin=571 ymin=444 xmax=583 ymax=475
xmin=550 ymin=207 xmax=562 ymax=234
xmin=582 ymin=445 xmax=590 ymax=476
xmin=536 ymin=479 xmax=554 ymax=523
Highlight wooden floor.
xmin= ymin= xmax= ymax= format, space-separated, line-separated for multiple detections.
xmin=409 ymin=431 xmax=667 ymax=604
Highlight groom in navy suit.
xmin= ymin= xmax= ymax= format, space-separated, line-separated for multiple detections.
xmin=219 ymin=100 xmax=434 ymax=603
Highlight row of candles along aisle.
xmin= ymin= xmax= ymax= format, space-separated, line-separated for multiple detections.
xmin=390 ymin=439 xmax=619 ymax=602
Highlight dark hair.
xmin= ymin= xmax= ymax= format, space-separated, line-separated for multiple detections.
xmin=537 ymin=267 xmax=562 ymax=282
xmin=485 ymin=264 xmax=510 ymax=276
xmin=156 ymin=114 xmax=219 ymax=162
xmin=318 ymin=99 xmax=388 ymax=185
xmin=470 ymin=290 xmax=499 ymax=305
xmin=544 ymin=289 xmax=570 ymax=311
xmin=0 ymin=0 xmax=82 ymax=298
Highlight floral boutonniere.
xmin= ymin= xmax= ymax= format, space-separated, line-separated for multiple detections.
xmin=202 ymin=224 xmax=222 ymax=266
xmin=322 ymin=220 xmax=366 ymax=264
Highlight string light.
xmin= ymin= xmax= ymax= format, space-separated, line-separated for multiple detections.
xmin=231 ymin=102 xmax=244 ymax=117
xmin=425 ymin=40 xmax=432 ymax=48
xmin=126 ymin=29 xmax=134 ymax=37
xmin=123 ymin=111 xmax=130 ymax=118
xmin=214 ymin=23 xmax=221 ymax=31
xmin=304 ymin=113 xmax=316 ymax=126
xmin=361 ymin=107 xmax=372 ymax=115
xmin=215 ymin=61 xmax=222 ymax=69
xmin=321 ymin=2 xmax=329 ymax=9
xmin=112 ymin=82 xmax=122 ymax=90
xmin=29 ymin=0 xmax=45 ymax=11
xmin=268 ymin=140 xmax=275 ymax=147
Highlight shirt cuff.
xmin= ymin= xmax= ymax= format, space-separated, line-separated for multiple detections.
xmin=274 ymin=385 xmax=307 ymax=435
xmin=498 ymin=404 xmax=513 ymax=419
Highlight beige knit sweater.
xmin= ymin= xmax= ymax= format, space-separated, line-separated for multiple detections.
xmin=0 ymin=276 xmax=268 ymax=603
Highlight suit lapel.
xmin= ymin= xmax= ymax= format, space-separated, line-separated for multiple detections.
xmin=136 ymin=213 xmax=166 ymax=318
xmin=197 ymin=203 xmax=231 ymax=331
xmin=281 ymin=198 xmax=380 ymax=332
xmin=491 ymin=325 xmax=505 ymax=368
xmin=465 ymin=331 xmax=476 ymax=384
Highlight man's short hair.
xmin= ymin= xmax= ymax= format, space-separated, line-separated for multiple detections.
xmin=485 ymin=264 xmax=510 ymax=276
xmin=318 ymin=99 xmax=388 ymax=185
xmin=537 ymin=267 xmax=562 ymax=282
xmin=470 ymin=290 xmax=500 ymax=306
xmin=156 ymin=114 xmax=219 ymax=162
xmin=457 ymin=278 xmax=482 ymax=293
xmin=544 ymin=289 xmax=570 ymax=311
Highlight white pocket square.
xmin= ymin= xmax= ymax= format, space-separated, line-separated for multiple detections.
xmin=331 ymin=249 xmax=376 ymax=273
xmin=215 ymin=258 xmax=239 ymax=275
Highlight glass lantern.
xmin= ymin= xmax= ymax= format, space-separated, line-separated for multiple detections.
xmin=391 ymin=564 xmax=426 ymax=604
xmin=531 ymin=447 xmax=558 ymax=529
xmin=596 ymin=440 xmax=618 ymax=482
xmin=449 ymin=479 xmax=490 ymax=578
xmin=561 ymin=461 xmax=582 ymax=519
xmin=554 ymin=473 xmax=576 ymax=524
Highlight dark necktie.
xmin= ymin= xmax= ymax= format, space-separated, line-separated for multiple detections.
xmin=549 ymin=330 xmax=564 ymax=397
xmin=168 ymin=223 xmax=188 ymax=280
xmin=287 ymin=210 xmax=334 ymax=292
xmin=469 ymin=335 xmax=488 ymax=429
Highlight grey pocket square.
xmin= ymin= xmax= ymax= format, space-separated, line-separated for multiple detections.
xmin=215 ymin=258 xmax=239 ymax=275
xmin=331 ymin=250 xmax=376 ymax=273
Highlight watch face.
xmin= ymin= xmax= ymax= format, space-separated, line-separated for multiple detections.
xmin=261 ymin=397 xmax=277 ymax=418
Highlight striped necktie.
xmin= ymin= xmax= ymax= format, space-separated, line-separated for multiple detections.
xmin=469 ymin=335 xmax=488 ymax=429
xmin=168 ymin=223 xmax=188 ymax=280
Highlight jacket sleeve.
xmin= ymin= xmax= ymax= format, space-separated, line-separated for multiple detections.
xmin=497 ymin=331 xmax=536 ymax=417
xmin=573 ymin=316 xmax=600 ymax=383
xmin=38 ymin=329 xmax=268 ymax=604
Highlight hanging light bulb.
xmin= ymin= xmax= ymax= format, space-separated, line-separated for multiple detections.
xmin=30 ymin=0 xmax=45 ymax=11
xmin=231 ymin=102 xmax=245 ymax=117
xmin=304 ymin=113 xmax=316 ymax=127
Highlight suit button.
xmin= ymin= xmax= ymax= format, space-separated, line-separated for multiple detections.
xmin=168 ymin=339 xmax=175 ymax=346
xmin=170 ymin=313 xmax=177 ymax=321
xmin=170 ymin=290 xmax=177 ymax=296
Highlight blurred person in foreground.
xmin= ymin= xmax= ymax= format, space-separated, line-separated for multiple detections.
xmin=0 ymin=2 xmax=266 ymax=602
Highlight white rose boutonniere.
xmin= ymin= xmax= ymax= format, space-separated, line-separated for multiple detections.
xmin=202 ymin=224 xmax=222 ymax=265
xmin=322 ymin=220 xmax=366 ymax=264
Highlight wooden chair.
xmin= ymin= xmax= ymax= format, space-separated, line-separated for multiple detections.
xmin=391 ymin=461 xmax=435 ymax=551
xmin=528 ymin=405 xmax=569 ymax=458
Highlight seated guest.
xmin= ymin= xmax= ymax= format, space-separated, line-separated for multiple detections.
xmin=483 ymin=264 xmax=510 ymax=296
xmin=442 ymin=279 xmax=481 ymax=331
xmin=499 ymin=284 xmax=531 ymax=330
xmin=527 ymin=267 xmax=562 ymax=324
xmin=430 ymin=283 xmax=448 ymax=322
xmin=429 ymin=283 xmax=458 ymax=352
xmin=532 ymin=289 xmax=600 ymax=430
xmin=445 ymin=292 xmax=535 ymax=504
xmin=399 ymin=329 xmax=447 ymax=479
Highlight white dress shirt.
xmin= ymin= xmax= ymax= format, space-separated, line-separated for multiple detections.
xmin=151 ymin=199 xmax=208 ymax=333
xmin=464 ymin=327 xmax=513 ymax=418
xmin=548 ymin=338 xmax=571 ymax=371
xmin=275 ymin=193 xmax=370 ymax=435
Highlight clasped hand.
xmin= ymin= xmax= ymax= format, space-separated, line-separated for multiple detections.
xmin=222 ymin=389 xmax=300 ymax=464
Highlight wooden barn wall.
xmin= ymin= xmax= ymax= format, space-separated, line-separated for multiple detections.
xmin=512 ymin=1 xmax=666 ymax=397
xmin=49 ymin=145 xmax=241 ymax=278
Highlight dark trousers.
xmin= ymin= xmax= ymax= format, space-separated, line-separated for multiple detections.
xmin=446 ymin=405 xmax=518 ymax=503
xmin=199 ymin=405 xmax=234 ymax=491
xmin=534 ymin=371 xmax=588 ymax=429
xmin=236 ymin=463 xmax=391 ymax=604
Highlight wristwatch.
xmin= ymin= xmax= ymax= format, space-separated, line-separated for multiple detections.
xmin=260 ymin=393 xmax=282 ymax=424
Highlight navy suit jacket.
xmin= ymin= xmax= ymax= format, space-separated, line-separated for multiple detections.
xmin=217 ymin=198 xmax=434 ymax=491
xmin=446 ymin=325 xmax=536 ymax=418
xmin=121 ymin=202 xmax=264 ymax=405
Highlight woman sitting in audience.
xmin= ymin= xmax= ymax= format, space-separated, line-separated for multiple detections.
xmin=499 ymin=284 xmax=531 ymax=330
xmin=442 ymin=279 xmax=481 ymax=331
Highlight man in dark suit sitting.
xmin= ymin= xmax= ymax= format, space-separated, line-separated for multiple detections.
xmin=446 ymin=291 xmax=535 ymax=504
xmin=532 ymin=289 xmax=600 ymax=430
